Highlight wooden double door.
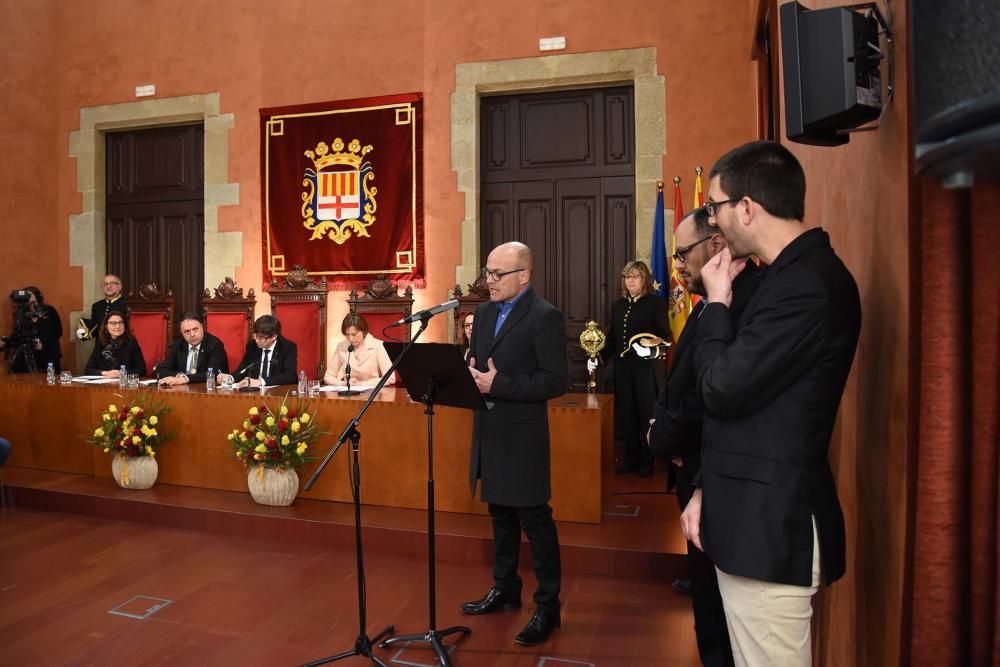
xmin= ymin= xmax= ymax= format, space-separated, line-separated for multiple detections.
xmin=481 ymin=86 xmax=636 ymax=391
xmin=106 ymin=124 xmax=205 ymax=329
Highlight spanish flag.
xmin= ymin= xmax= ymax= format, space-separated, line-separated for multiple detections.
xmin=667 ymin=177 xmax=693 ymax=342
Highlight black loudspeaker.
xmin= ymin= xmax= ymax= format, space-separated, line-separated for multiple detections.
xmin=781 ymin=1 xmax=885 ymax=146
xmin=912 ymin=1 xmax=1000 ymax=185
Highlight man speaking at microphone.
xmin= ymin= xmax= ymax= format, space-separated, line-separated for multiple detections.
xmin=461 ymin=241 xmax=568 ymax=647
xmin=219 ymin=315 xmax=298 ymax=388
xmin=323 ymin=313 xmax=394 ymax=386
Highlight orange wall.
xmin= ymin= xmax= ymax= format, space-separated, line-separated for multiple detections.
xmin=0 ymin=0 xmax=755 ymax=367
xmin=774 ymin=2 xmax=911 ymax=665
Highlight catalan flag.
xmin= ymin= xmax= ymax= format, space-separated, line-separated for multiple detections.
xmin=667 ymin=177 xmax=693 ymax=342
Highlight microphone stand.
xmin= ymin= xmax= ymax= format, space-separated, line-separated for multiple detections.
xmin=341 ymin=344 xmax=362 ymax=397
xmin=300 ymin=317 xmax=432 ymax=667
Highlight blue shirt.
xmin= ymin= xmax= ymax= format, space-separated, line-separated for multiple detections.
xmin=494 ymin=287 xmax=529 ymax=336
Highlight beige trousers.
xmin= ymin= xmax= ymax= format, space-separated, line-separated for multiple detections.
xmin=715 ymin=519 xmax=821 ymax=667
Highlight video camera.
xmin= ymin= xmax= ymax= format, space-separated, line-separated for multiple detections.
xmin=1 ymin=289 xmax=39 ymax=350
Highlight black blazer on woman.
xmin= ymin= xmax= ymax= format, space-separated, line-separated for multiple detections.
xmin=84 ymin=336 xmax=147 ymax=376
xmin=601 ymin=293 xmax=670 ymax=362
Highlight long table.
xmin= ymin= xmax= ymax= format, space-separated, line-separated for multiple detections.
xmin=0 ymin=377 xmax=614 ymax=523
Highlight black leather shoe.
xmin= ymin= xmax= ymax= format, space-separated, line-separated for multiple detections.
xmin=514 ymin=607 xmax=561 ymax=646
xmin=460 ymin=586 xmax=521 ymax=615
xmin=672 ymin=578 xmax=693 ymax=596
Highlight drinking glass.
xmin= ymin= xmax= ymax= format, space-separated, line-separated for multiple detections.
xmin=309 ymin=380 xmax=321 ymax=396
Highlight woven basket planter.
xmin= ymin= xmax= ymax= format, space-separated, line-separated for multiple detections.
xmin=111 ymin=455 xmax=158 ymax=490
xmin=247 ymin=466 xmax=299 ymax=506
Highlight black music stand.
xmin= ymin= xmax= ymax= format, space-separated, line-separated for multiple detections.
xmin=378 ymin=342 xmax=486 ymax=666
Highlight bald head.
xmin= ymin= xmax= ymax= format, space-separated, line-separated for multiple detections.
xmin=485 ymin=241 xmax=533 ymax=302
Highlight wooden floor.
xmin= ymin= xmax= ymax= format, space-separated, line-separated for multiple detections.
xmin=0 ymin=465 xmax=701 ymax=666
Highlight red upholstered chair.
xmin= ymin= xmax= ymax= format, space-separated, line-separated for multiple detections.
xmin=452 ymin=275 xmax=489 ymax=345
xmin=267 ymin=265 xmax=328 ymax=379
xmin=125 ymin=283 xmax=174 ymax=376
xmin=347 ymin=274 xmax=415 ymax=342
xmin=201 ymin=278 xmax=257 ymax=374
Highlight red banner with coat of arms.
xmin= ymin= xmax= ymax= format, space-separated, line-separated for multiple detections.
xmin=260 ymin=93 xmax=424 ymax=289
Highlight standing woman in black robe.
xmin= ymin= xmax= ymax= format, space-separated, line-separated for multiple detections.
xmin=590 ymin=261 xmax=669 ymax=477
xmin=84 ymin=312 xmax=146 ymax=377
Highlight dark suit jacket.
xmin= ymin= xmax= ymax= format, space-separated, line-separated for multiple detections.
xmin=694 ymin=228 xmax=861 ymax=587
xmin=233 ymin=336 xmax=298 ymax=386
xmin=468 ymin=286 xmax=569 ymax=507
xmin=156 ymin=332 xmax=229 ymax=383
xmin=649 ymin=264 xmax=762 ymax=496
xmin=84 ymin=335 xmax=147 ymax=376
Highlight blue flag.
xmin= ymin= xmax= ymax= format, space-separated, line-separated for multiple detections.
xmin=650 ymin=189 xmax=668 ymax=299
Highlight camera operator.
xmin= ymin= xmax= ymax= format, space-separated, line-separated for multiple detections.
xmin=0 ymin=286 xmax=63 ymax=373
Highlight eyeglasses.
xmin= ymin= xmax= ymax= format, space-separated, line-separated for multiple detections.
xmin=253 ymin=333 xmax=276 ymax=341
xmin=703 ymin=199 xmax=738 ymax=218
xmin=672 ymin=236 xmax=714 ymax=263
xmin=622 ymin=273 xmax=643 ymax=280
xmin=481 ymin=267 xmax=526 ymax=282
xmin=106 ymin=320 xmax=125 ymax=327
xmin=102 ymin=281 xmax=121 ymax=286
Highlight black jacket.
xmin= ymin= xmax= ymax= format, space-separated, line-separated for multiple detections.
xmin=156 ymin=332 xmax=229 ymax=383
xmin=649 ymin=263 xmax=762 ymax=467
xmin=694 ymin=229 xmax=861 ymax=586
xmin=84 ymin=335 xmax=147 ymax=376
xmin=601 ymin=293 xmax=670 ymax=362
xmin=468 ymin=287 xmax=569 ymax=507
xmin=233 ymin=336 xmax=298 ymax=386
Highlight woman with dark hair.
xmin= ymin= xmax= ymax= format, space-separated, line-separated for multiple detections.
xmin=0 ymin=286 xmax=63 ymax=373
xmin=591 ymin=260 xmax=669 ymax=477
xmin=458 ymin=312 xmax=474 ymax=362
xmin=83 ymin=311 xmax=146 ymax=377
xmin=323 ymin=313 xmax=394 ymax=386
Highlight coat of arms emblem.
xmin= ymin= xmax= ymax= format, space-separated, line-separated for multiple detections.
xmin=302 ymin=138 xmax=378 ymax=245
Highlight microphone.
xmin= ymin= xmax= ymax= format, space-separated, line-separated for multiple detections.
xmin=341 ymin=344 xmax=362 ymax=396
xmin=393 ymin=299 xmax=460 ymax=326
xmin=234 ymin=360 xmax=259 ymax=380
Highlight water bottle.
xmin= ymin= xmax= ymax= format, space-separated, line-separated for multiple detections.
xmin=297 ymin=369 xmax=308 ymax=396
xmin=206 ymin=367 xmax=215 ymax=393
xmin=119 ymin=365 xmax=128 ymax=388
xmin=46 ymin=363 xmax=56 ymax=385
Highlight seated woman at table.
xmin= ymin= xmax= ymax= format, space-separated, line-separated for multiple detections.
xmin=83 ymin=312 xmax=147 ymax=378
xmin=323 ymin=313 xmax=394 ymax=386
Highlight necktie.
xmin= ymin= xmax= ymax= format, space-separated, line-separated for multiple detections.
xmin=261 ymin=349 xmax=271 ymax=381
xmin=188 ymin=347 xmax=199 ymax=374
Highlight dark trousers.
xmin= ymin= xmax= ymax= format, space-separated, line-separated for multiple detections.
xmin=488 ymin=502 xmax=561 ymax=612
xmin=677 ymin=465 xmax=735 ymax=667
xmin=614 ymin=358 xmax=658 ymax=466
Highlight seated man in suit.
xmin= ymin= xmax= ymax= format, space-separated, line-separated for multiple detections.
xmin=157 ymin=312 xmax=229 ymax=386
xmin=219 ymin=314 xmax=298 ymax=388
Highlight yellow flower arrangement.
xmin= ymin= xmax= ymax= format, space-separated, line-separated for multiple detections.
xmin=85 ymin=392 xmax=173 ymax=458
xmin=228 ymin=396 xmax=322 ymax=471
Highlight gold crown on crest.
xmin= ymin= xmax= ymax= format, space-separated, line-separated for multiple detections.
xmin=305 ymin=138 xmax=373 ymax=171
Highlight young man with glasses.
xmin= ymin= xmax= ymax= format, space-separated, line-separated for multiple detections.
xmin=649 ymin=207 xmax=761 ymax=667
xmin=77 ymin=274 xmax=127 ymax=341
xmin=219 ymin=314 xmax=298 ymax=388
xmin=461 ymin=241 xmax=569 ymax=647
xmin=680 ymin=141 xmax=861 ymax=666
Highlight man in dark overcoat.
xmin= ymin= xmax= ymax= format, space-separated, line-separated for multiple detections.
xmin=460 ymin=241 xmax=568 ymax=647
